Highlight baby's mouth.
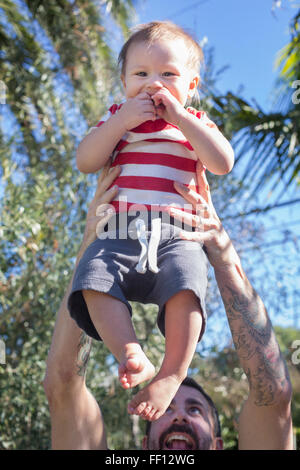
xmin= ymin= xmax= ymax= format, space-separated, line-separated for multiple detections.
xmin=155 ymin=103 xmax=165 ymax=111
xmin=150 ymin=97 xmax=165 ymax=113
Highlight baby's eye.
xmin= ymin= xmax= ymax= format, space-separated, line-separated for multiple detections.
xmin=163 ymin=72 xmax=175 ymax=77
xmin=136 ymin=71 xmax=147 ymax=77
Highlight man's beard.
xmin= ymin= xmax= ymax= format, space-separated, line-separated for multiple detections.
xmin=157 ymin=423 xmax=213 ymax=450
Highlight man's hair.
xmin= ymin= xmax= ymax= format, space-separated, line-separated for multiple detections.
xmin=145 ymin=377 xmax=222 ymax=439
xmin=118 ymin=21 xmax=204 ymax=77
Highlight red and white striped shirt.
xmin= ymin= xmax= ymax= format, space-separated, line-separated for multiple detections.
xmin=94 ymin=104 xmax=217 ymax=215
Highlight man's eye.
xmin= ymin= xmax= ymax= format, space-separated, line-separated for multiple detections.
xmin=189 ymin=407 xmax=201 ymax=415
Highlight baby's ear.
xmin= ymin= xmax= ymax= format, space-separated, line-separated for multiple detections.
xmin=121 ymin=74 xmax=126 ymax=89
xmin=188 ymin=75 xmax=200 ymax=98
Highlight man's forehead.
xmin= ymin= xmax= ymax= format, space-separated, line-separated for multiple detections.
xmin=174 ymin=385 xmax=210 ymax=410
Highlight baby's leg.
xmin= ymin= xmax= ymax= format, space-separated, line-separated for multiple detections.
xmin=82 ymin=290 xmax=155 ymax=389
xmin=128 ymin=290 xmax=203 ymax=420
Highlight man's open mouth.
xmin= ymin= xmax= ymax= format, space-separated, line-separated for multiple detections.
xmin=163 ymin=432 xmax=196 ymax=450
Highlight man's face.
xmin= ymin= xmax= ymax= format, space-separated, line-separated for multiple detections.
xmin=143 ymin=385 xmax=223 ymax=450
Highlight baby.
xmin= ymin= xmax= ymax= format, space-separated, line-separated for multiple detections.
xmin=68 ymin=21 xmax=234 ymax=421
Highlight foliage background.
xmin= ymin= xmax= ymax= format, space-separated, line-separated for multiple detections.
xmin=0 ymin=0 xmax=299 ymax=450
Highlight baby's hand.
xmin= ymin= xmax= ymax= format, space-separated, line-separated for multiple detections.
xmin=151 ymin=88 xmax=186 ymax=126
xmin=119 ymin=92 xmax=156 ymax=131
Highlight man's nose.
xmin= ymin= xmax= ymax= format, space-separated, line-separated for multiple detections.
xmin=172 ymin=408 xmax=189 ymax=424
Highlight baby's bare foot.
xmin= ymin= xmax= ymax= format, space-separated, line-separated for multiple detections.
xmin=127 ymin=373 xmax=182 ymax=421
xmin=118 ymin=353 xmax=155 ymax=389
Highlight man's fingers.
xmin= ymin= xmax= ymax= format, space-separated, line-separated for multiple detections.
xmin=95 ymin=212 xmax=115 ymax=238
xmin=195 ymin=161 xmax=211 ymax=205
xmin=167 ymin=207 xmax=196 ymax=227
xmin=173 ymin=181 xmax=203 ymax=205
xmin=102 ymin=157 xmax=112 ymax=178
xmin=173 ymin=181 xmax=217 ymax=220
xmin=168 ymin=207 xmax=216 ymax=230
xmin=179 ymin=229 xmax=215 ymax=244
xmin=94 ymin=165 xmax=121 ymax=198
xmin=96 ymin=157 xmax=113 ymax=186
xmin=172 ymin=183 xmax=212 ymax=217
xmin=97 ymin=184 xmax=119 ymax=206
xmin=88 ymin=173 xmax=119 ymax=218
xmin=179 ymin=230 xmax=204 ymax=243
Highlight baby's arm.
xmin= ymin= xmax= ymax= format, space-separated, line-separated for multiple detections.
xmin=76 ymin=113 xmax=127 ymax=174
xmin=152 ymin=89 xmax=234 ymax=175
xmin=177 ymin=111 xmax=234 ymax=175
xmin=77 ymin=92 xmax=156 ymax=174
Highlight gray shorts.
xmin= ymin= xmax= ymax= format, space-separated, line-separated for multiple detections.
xmin=68 ymin=216 xmax=208 ymax=341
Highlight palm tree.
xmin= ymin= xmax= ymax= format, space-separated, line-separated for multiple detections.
xmin=0 ymin=0 xmax=134 ymax=173
xmin=0 ymin=0 xmax=135 ymax=450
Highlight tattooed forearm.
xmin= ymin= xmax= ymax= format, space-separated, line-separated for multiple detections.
xmin=222 ymin=285 xmax=272 ymax=356
xmin=222 ymin=285 xmax=268 ymax=331
xmin=220 ymin=282 xmax=291 ymax=406
xmin=244 ymin=348 xmax=288 ymax=406
xmin=77 ymin=332 xmax=92 ymax=376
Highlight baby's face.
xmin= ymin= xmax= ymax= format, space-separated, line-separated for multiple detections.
xmin=121 ymin=38 xmax=199 ymax=106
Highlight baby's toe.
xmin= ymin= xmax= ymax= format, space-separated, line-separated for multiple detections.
xmin=145 ymin=406 xmax=157 ymax=421
xmin=150 ymin=409 xmax=164 ymax=421
xmin=141 ymin=404 xmax=153 ymax=419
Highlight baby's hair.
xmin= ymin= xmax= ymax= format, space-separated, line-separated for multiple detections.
xmin=118 ymin=21 xmax=204 ymax=78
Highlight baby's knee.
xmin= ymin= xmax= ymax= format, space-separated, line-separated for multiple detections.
xmin=167 ymin=289 xmax=200 ymax=310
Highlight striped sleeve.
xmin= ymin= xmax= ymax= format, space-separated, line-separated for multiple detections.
xmin=186 ymin=107 xmax=218 ymax=129
xmin=87 ymin=104 xmax=121 ymax=134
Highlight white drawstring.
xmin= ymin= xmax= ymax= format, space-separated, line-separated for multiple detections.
xmin=135 ymin=217 xmax=161 ymax=274
xmin=135 ymin=219 xmax=148 ymax=274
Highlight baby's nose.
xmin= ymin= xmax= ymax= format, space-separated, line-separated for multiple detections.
xmin=146 ymin=75 xmax=163 ymax=94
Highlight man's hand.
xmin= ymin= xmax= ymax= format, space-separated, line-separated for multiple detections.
xmin=167 ymin=161 xmax=233 ymax=268
xmin=118 ymin=92 xmax=157 ymax=130
xmin=79 ymin=160 xmax=121 ymax=257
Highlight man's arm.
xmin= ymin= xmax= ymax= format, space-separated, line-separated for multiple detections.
xmin=169 ymin=162 xmax=293 ymax=450
xmin=212 ymin=243 xmax=293 ymax=450
xmin=44 ymin=162 xmax=121 ymax=449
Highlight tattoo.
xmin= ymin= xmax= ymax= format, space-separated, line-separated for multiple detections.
xmin=224 ymin=286 xmax=271 ymax=360
xmin=222 ymin=285 xmax=290 ymax=406
xmin=77 ymin=332 xmax=92 ymax=376
xmin=245 ymin=348 xmax=287 ymax=406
